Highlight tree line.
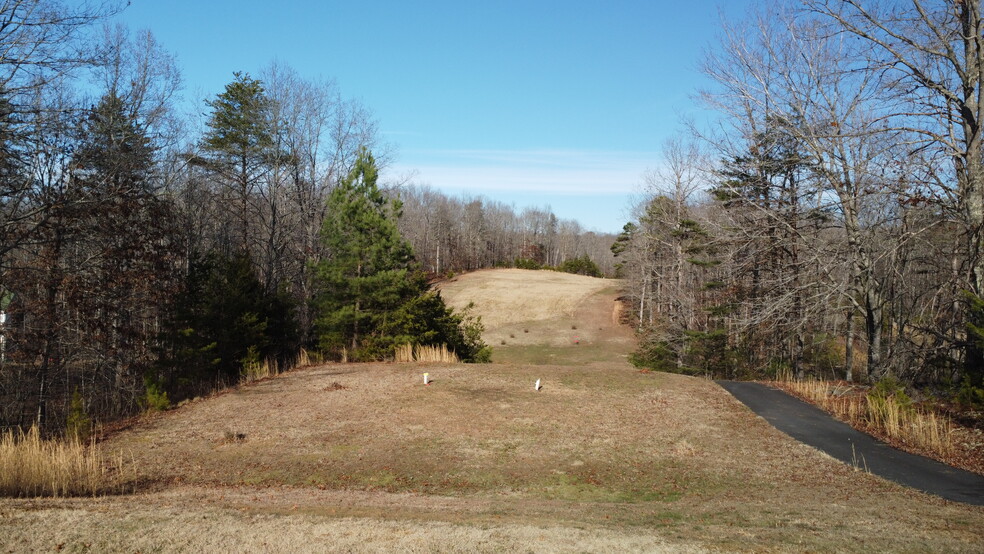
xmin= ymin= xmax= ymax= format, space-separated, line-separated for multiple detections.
xmin=397 ymin=186 xmax=617 ymax=277
xmin=617 ymin=1 xmax=984 ymax=405
xmin=1 ymin=2 xmax=630 ymax=434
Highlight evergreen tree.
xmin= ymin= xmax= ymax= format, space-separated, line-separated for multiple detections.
xmin=558 ymin=254 xmax=602 ymax=277
xmin=74 ymin=92 xmax=154 ymax=192
xmin=201 ymin=72 xmax=276 ymax=175
xmin=196 ymin=72 xmax=280 ymax=251
xmin=315 ymin=147 xmax=488 ymax=361
xmin=69 ymin=92 xmax=181 ymax=414
xmin=159 ymin=251 xmax=295 ymax=397
xmin=316 ymin=147 xmax=413 ymax=359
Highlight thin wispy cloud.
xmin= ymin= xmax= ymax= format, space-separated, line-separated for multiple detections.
xmin=391 ymin=149 xmax=655 ymax=195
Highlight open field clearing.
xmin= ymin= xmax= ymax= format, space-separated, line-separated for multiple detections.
xmin=3 ymin=270 xmax=984 ymax=552
xmin=438 ymin=268 xmax=634 ymax=363
xmin=439 ymin=268 xmax=619 ymax=331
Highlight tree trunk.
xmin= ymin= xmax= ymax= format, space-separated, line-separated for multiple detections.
xmin=865 ymin=299 xmax=883 ymax=382
xmin=845 ymin=310 xmax=855 ymax=382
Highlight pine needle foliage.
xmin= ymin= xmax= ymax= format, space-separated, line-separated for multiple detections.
xmin=315 ymin=148 xmax=489 ymax=362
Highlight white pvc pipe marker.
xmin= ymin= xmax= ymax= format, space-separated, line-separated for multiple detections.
xmin=423 ymin=373 xmax=429 ymax=385
xmin=535 ymin=378 xmax=541 ymax=391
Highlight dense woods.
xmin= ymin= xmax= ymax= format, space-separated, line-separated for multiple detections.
xmin=620 ymin=1 xmax=984 ymax=405
xmin=0 ymin=1 xmax=616 ymax=434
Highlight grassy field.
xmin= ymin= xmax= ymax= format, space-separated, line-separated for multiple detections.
xmin=3 ymin=269 xmax=984 ymax=552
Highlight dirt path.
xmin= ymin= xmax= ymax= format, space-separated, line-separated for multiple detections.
xmin=3 ymin=270 xmax=984 ymax=552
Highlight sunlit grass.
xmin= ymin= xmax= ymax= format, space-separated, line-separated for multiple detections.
xmin=394 ymin=343 xmax=460 ymax=364
xmin=0 ymin=426 xmax=126 ymax=497
xmin=241 ymin=348 xmax=317 ymax=384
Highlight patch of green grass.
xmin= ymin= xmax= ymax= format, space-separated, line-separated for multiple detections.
xmin=493 ymin=344 xmax=614 ymax=365
xmin=537 ymin=472 xmax=682 ymax=503
xmin=357 ymin=469 xmax=399 ymax=489
xmin=329 ymin=444 xmax=360 ymax=456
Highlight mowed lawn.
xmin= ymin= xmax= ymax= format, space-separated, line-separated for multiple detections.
xmin=2 ymin=270 xmax=983 ymax=552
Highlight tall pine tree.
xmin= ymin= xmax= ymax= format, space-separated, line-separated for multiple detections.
xmin=315 ymin=147 xmax=487 ymax=361
xmin=316 ymin=147 xmax=413 ymax=359
xmin=196 ymin=72 xmax=280 ymax=252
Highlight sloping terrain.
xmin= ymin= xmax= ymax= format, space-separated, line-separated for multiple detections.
xmin=2 ymin=269 xmax=984 ymax=552
xmin=438 ymin=268 xmax=617 ymax=329
xmin=438 ymin=268 xmax=634 ymax=364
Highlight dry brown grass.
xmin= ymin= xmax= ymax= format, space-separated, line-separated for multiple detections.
xmin=439 ymin=270 xmax=634 ymax=362
xmin=241 ymin=348 xmax=316 ymax=385
xmin=1 ymin=492 xmax=704 ymax=553
xmin=780 ymin=379 xmax=955 ymax=456
xmin=65 ymin=359 xmax=981 ymax=551
xmin=394 ymin=343 xmax=460 ymax=364
xmin=3 ymin=366 xmax=983 ymax=551
xmin=3 ymin=270 xmax=984 ymax=552
xmin=0 ymin=427 xmax=124 ymax=497
xmin=437 ymin=268 xmax=616 ymax=329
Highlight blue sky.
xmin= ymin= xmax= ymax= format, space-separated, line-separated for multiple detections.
xmin=116 ymin=1 xmax=753 ymax=233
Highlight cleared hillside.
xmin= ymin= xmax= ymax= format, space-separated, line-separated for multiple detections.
xmin=438 ymin=268 xmax=634 ymax=363
xmin=438 ymin=268 xmax=617 ymax=329
xmin=2 ymin=269 xmax=983 ymax=552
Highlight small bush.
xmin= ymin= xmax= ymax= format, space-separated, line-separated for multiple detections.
xmin=222 ymin=430 xmax=247 ymax=443
xmin=956 ymin=379 xmax=984 ymax=408
xmin=471 ymin=346 xmax=493 ymax=363
xmin=65 ymin=390 xmax=92 ymax=442
xmin=514 ymin=258 xmax=543 ymax=270
xmin=557 ymin=254 xmax=602 ymax=277
xmin=141 ymin=376 xmax=170 ymax=412
xmin=870 ymin=376 xmax=913 ymax=409
xmin=630 ymin=335 xmax=685 ymax=373
xmin=802 ymin=334 xmax=843 ymax=376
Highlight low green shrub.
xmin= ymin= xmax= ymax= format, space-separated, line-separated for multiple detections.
xmin=65 ymin=390 xmax=92 ymax=441
xmin=141 ymin=375 xmax=170 ymax=412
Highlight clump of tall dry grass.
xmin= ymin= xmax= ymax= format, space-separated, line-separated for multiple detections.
xmin=780 ymin=379 xmax=954 ymax=456
xmin=0 ymin=426 xmax=124 ymax=497
xmin=241 ymin=348 xmax=317 ymax=384
xmin=395 ymin=343 xmax=460 ymax=364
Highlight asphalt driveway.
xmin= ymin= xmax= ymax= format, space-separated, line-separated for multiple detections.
xmin=717 ymin=380 xmax=984 ymax=506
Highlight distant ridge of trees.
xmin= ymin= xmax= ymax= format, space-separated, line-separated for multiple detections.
xmin=396 ymin=185 xmax=617 ymax=278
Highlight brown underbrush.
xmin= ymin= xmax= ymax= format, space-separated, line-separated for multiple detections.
xmin=0 ymin=426 xmax=127 ymax=497
xmin=776 ymin=378 xmax=984 ymax=475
